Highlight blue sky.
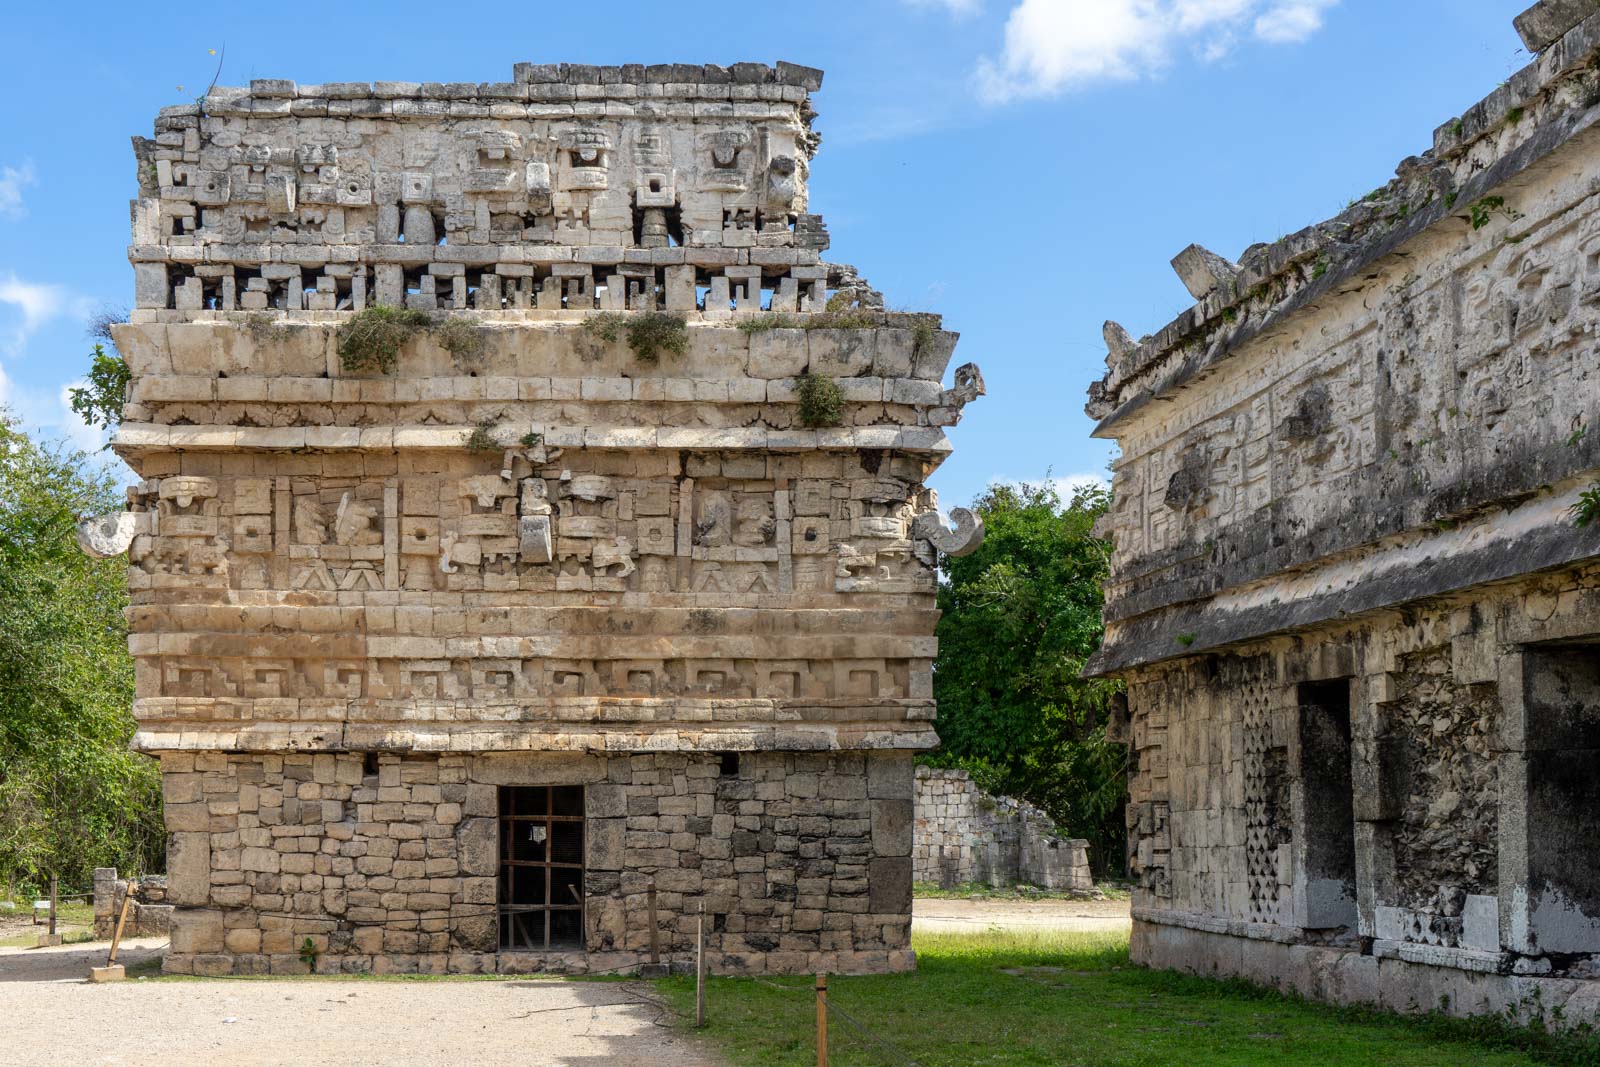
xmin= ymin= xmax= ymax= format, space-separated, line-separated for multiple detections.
xmin=0 ymin=0 xmax=1529 ymax=503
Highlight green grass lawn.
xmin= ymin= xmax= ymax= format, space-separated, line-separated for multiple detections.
xmin=657 ymin=929 xmax=1600 ymax=1066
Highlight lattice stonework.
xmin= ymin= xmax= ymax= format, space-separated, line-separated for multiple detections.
xmin=1241 ymin=678 xmax=1282 ymax=922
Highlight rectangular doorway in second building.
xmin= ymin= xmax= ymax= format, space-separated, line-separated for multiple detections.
xmin=498 ymin=785 xmax=585 ymax=951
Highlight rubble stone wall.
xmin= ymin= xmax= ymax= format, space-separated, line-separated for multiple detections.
xmin=161 ymin=748 xmax=915 ymax=977
xmin=92 ymin=868 xmax=173 ymax=939
xmin=912 ymin=767 xmax=1090 ymax=891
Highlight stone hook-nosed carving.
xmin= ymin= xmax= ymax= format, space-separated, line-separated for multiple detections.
xmin=76 ymin=511 xmax=138 ymax=558
xmin=1170 ymin=244 xmax=1241 ymax=301
xmin=912 ymin=507 xmax=986 ymax=558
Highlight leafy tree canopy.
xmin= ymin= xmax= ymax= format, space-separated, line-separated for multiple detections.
xmin=0 ymin=412 xmax=161 ymax=896
xmin=929 ymin=479 xmax=1126 ymax=874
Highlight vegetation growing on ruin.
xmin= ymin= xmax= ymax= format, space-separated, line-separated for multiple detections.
xmin=433 ymin=315 xmax=486 ymax=363
xmin=464 ymin=421 xmax=501 ymax=453
xmin=737 ymin=311 xmax=880 ymax=333
xmin=794 ymin=372 xmax=844 ymax=427
xmin=926 ymin=480 xmax=1127 ymax=874
xmin=584 ymin=310 xmax=688 ymax=363
xmin=68 ymin=345 xmax=131 ymax=437
xmin=0 ymin=414 xmax=162 ymax=898
xmin=68 ymin=308 xmax=132 ymax=439
xmin=1573 ymin=484 xmax=1600 ymax=528
xmin=244 ymin=312 xmax=294 ymax=344
xmin=623 ymin=311 xmax=688 ymax=363
xmin=337 ymin=305 xmax=433 ymax=373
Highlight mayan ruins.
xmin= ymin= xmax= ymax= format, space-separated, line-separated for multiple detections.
xmin=1087 ymin=0 xmax=1600 ymax=1024
xmin=81 ymin=59 xmax=987 ymax=977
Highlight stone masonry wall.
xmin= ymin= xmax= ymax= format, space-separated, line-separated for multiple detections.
xmin=97 ymin=58 xmax=985 ymax=980
xmin=162 ymin=749 xmax=914 ymax=976
xmin=92 ymin=868 xmax=173 ymax=939
xmin=912 ymin=767 xmax=1090 ymax=891
xmin=1089 ymin=0 xmax=1600 ymax=1029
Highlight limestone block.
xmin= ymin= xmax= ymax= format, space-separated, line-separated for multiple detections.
xmin=169 ymin=908 xmax=225 ymax=954
xmin=871 ymin=799 xmax=912 ymax=858
xmin=867 ymin=857 xmax=911 ymax=913
xmin=166 ymin=831 xmax=212 ymax=906
xmin=457 ymin=818 xmax=497 ymax=876
xmin=587 ymin=818 xmax=625 ymax=870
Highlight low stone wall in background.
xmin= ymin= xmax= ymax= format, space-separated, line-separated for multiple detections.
xmin=913 ymin=767 xmax=1091 ymax=892
xmin=93 ymin=868 xmax=173 ymax=939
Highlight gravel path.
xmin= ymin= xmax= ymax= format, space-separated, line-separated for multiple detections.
xmin=911 ymin=895 xmax=1132 ymax=935
xmin=0 ymin=940 xmax=717 ymax=1067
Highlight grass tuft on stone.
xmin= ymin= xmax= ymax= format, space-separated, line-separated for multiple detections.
xmin=433 ymin=315 xmax=486 ymax=364
xmin=583 ymin=311 xmax=688 ymax=363
xmin=795 ymin=372 xmax=844 ymax=428
xmin=337 ymin=305 xmax=433 ymax=374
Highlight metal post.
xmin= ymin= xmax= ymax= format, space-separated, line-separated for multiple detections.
xmin=48 ymin=874 xmax=57 ymax=938
xmin=695 ymin=901 xmax=706 ymax=1028
xmin=647 ymin=876 xmax=660 ymax=965
xmin=815 ymin=972 xmax=828 ymax=1067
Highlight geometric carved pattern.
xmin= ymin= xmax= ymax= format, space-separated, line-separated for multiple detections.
xmin=1241 ymin=676 xmax=1282 ymax=923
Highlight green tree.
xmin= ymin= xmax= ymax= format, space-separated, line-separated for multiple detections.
xmin=0 ymin=412 xmax=161 ymax=897
xmin=929 ymin=479 xmax=1126 ymax=875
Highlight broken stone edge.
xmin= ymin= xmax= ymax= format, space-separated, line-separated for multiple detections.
xmin=1087 ymin=8 xmax=1600 ymax=430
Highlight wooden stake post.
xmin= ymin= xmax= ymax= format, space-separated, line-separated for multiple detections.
xmin=695 ymin=902 xmax=706 ymax=1027
xmin=107 ymin=886 xmax=134 ymax=965
xmin=815 ymin=972 xmax=828 ymax=1067
xmin=48 ymin=875 xmax=57 ymax=938
xmin=647 ymin=877 xmax=660 ymax=965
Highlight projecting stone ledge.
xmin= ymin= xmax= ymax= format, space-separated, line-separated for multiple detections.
xmin=1514 ymin=0 xmax=1600 ymax=52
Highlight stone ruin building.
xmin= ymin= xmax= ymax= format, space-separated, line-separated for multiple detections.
xmin=1086 ymin=0 xmax=1600 ymax=1023
xmin=913 ymin=767 xmax=1091 ymax=893
xmin=80 ymin=60 xmax=986 ymax=976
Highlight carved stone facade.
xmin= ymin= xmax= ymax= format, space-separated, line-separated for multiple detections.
xmin=1088 ymin=4 xmax=1600 ymax=1026
xmin=97 ymin=62 xmax=984 ymax=976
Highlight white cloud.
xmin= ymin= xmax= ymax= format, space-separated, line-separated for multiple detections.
xmin=975 ymin=0 xmax=1338 ymax=102
xmin=0 ymin=273 xmax=72 ymax=341
xmin=0 ymin=161 xmax=35 ymax=220
xmin=1254 ymin=0 xmax=1333 ymax=42
xmin=0 ymin=272 xmax=110 ymax=456
xmin=904 ymin=0 xmax=983 ymax=14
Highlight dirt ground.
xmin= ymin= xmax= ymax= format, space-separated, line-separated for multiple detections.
xmin=911 ymin=895 xmax=1132 ymax=935
xmin=0 ymin=939 xmax=717 ymax=1067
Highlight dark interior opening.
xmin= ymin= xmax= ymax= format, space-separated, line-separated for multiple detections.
xmin=718 ymin=752 xmax=740 ymax=777
xmin=1522 ymin=643 xmax=1600 ymax=951
xmin=1299 ymin=678 xmax=1357 ymax=930
xmin=498 ymin=785 xmax=585 ymax=951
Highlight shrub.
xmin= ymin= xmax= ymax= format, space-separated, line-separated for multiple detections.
xmin=433 ymin=316 xmax=485 ymax=364
xmin=583 ymin=311 xmax=626 ymax=344
xmin=625 ymin=311 xmax=688 ymax=363
xmin=68 ymin=344 xmax=131 ymax=435
xmin=464 ymin=421 xmax=501 ymax=453
xmin=337 ymin=305 xmax=432 ymax=373
xmin=795 ymin=372 xmax=844 ymax=428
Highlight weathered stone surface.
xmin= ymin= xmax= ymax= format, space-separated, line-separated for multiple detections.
xmin=164 ymin=833 xmax=210 ymax=907
xmin=913 ymin=768 xmax=1091 ymax=891
xmin=1087 ymin=7 xmax=1600 ymax=1028
xmin=112 ymin=58 xmax=978 ymax=979
xmin=1514 ymin=0 xmax=1600 ymax=52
